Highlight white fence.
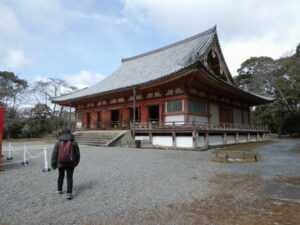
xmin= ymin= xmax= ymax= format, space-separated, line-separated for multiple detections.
xmin=1 ymin=143 xmax=51 ymax=172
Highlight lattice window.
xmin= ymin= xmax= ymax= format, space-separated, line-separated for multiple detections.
xmin=189 ymin=101 xmax=206 ymax=113
xmin=166 ymin=100 xmax=183 ymax=112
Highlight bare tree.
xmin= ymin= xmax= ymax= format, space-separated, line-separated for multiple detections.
xmin=30 ymin=78 xmax=78 ymax=131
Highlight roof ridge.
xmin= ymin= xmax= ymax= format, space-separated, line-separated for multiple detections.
xmin=121 ymin=26 xmax=216 ymax=62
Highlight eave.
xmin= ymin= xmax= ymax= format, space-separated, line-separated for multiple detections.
xmin=195 ymin=63 xmax=274 ymax=105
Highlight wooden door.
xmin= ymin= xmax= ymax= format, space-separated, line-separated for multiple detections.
xmin=86 ymin=112 xmax=91 ymax=129
xmin=97 ymin=111 xmax=101 ymax=128
xmin=220 ymin=107 xmax=233 ymax=124
xmin=149 ymin=105 xmax=159 ymax=123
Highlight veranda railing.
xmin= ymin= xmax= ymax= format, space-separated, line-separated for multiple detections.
xmin=131 ymin=121 xmax=267 ymax=132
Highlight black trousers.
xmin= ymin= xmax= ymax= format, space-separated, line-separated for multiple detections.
xmin=57 ymin=167 xmax=74 ymax=194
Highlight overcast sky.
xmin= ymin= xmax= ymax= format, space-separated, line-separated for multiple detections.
xmin=1 ymin=0 xmax=299 ymax=88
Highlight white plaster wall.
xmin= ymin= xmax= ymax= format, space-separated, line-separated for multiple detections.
xmin=196 ymin=136 xmax=205 ymax=147
xmin=176 ymin=137 xmax=193 ymax=148
xmin=243 ymin=111 xmax=249 ymax=124
xmin=135 ymin=136 xmax=150 ymax=143
xmin=239 ymin=134 xmax=247 ymax=143
xmin=152 ymin=136 xmax=173 ymax=146
xmin=189 ymin=115 xmax=208 ymax=123
xmin=210 ymin=104 xmax=219 ymax=124
xmin=257 ymin=133 xmax=262 ymax=141
xmin=233 ymin=109 xmax=243 ymax=124
xmin=208 ymin=135 xmax=223 ymax=146
xmin=165 ymin=89 xmax=174 ymax=96
xmin=175 ymin=88 xmax=183 ymax=94
xmin=165 ymin=115 xmax=184 ymax=124
xmin=250 ymin=134 xmax=257 ymax=141
xmin=227 ymin=135 xmax=236 ymax=144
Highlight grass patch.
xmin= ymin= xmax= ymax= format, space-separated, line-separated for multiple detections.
xmin=100 ymin=173 xmax=300 ymax=225
xmin=211 ymin=153 xmax=260 ymax=163
xmin=208 ymin=174 xmax=262 ymax=191
xmin=177 ymin=174 xmax=300 ymax=225
xmin=3 ymin=137 xmax=56 ymax=143
xmin=190 ymin=176 xmax=199 ymax=180
xmin=213 ymin=140 xmax=273 ymax=152
xmin=291 ymin=144 xmax=300 ymax=154
xmin=271 ymin=176 xmax=300 ymax=186
xmin=210 ymin=141 xmax=272 ymax=163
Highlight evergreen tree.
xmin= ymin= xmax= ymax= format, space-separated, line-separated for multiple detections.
xmin=235 ymin=44 xmax=300 ymax=137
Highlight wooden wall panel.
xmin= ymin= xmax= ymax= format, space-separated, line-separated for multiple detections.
xmin=219 ymin=107 xmax=233 ymax=124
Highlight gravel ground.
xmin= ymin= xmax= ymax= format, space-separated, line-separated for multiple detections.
xmin=222 ymin=139 xmax=300 ymax=178
xmin=0 ymin=142 xmax=223 ymax=225
xmin=1 ymin=139 xmax=299 ymax=225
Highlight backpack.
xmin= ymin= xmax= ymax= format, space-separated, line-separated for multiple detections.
xmin=58 ymin=140 xmax=74 ymax=163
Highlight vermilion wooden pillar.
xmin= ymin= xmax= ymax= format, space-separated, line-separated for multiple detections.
xmin=90 ymin=111 xmax=98 ymax=129
xmin=184 ymin=99 xmax=189 ymax=123
xmin=121 ymin=108 xmax=130 ymax=128
xmin=0 ymin=107 xmax=4 ymax=162
xmin=82 ymin=112 xmax=87 ymax=129
xmin=159 ymin=103 xmax=164 ymax=125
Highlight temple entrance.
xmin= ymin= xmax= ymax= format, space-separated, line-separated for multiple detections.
xmin=149 ymin=105 xmax=159 ymax=123
xmin=111 ymin=109 xmax=120 ymax=128
xmin=87 ymin=112 xmax=91 ymax=129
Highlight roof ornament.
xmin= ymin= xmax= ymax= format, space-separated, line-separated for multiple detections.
xmin=203 ymin=59 xmax=209 ymax=68
xmin=212 ymin=51 xmax=216 ymax=58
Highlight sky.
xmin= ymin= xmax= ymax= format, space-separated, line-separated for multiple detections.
xmin=1 ymin=0 xmax=300 ymax=89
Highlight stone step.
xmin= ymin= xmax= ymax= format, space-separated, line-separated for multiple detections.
xmin=73 ymin=131 xmax=123 ymax=147
xmin=77 ymin=140 xmax=109 ymax=144
xmin=75 ymin=136 xmax=116 ymax=139
xmin=79 ymin=143 xmax=106 ymax=147
xmin=75 ymin=137 xmax=114 ymax=140
xmin=75 ymin=138 xmax=114 ymax=142
xmin=75 ymin=136 xmax=115 ymax=139
xmin=75 ymin=133 xmax=116 ymax=136
xmin=76 ymin=134 xmax=114 ymax=135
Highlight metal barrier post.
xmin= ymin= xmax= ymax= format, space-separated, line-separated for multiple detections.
xmin=7 ymin=143 xmax=13 ymax=160
xmin=42 ymin=148 xmax=51 ymax=172
xmin=22 ymin=145 xmax=28 ymax=165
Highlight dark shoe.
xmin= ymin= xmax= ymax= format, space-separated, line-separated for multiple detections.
xmin=56 ymin=190 xmax=63 ymax=195
xmin=66 ymin=193 xmax=73 ymax=200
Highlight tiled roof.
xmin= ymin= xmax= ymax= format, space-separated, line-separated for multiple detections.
xmin=52 ymin=27 xmax=217 ymax=102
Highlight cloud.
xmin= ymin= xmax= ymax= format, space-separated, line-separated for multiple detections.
xmin=35 ymin=71 xmax=106 ymax=89
xmin=64 ymin=71 xmax=106 ymax=89
xmin=2 ymin=0 xmax=299 ymax=84
xmin=71 ymin=11 xmax=128 ymax=25
xmin=222 ymin=36 xmax=297 ymax=75
xmin=123 ymin=0 xmax=300 ymax=38
xmin=34 ymin=75 xmax=51 ymax=83
xmin=123 ymin=0 xmax=300 ymax=73
xmin=0 ymin=2 xmax=21 ymax=35
xmin=0 ymin=48 xmax=34 ymax=69
xmin=10 ymin=0 xmax=66 ymax=33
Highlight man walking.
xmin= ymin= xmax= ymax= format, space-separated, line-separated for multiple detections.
xmin=51 ymin=128 xmax=80 ymax=200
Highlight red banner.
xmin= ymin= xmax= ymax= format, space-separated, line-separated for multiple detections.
xmin=0 ymin=107 xmax=3 ymax=160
